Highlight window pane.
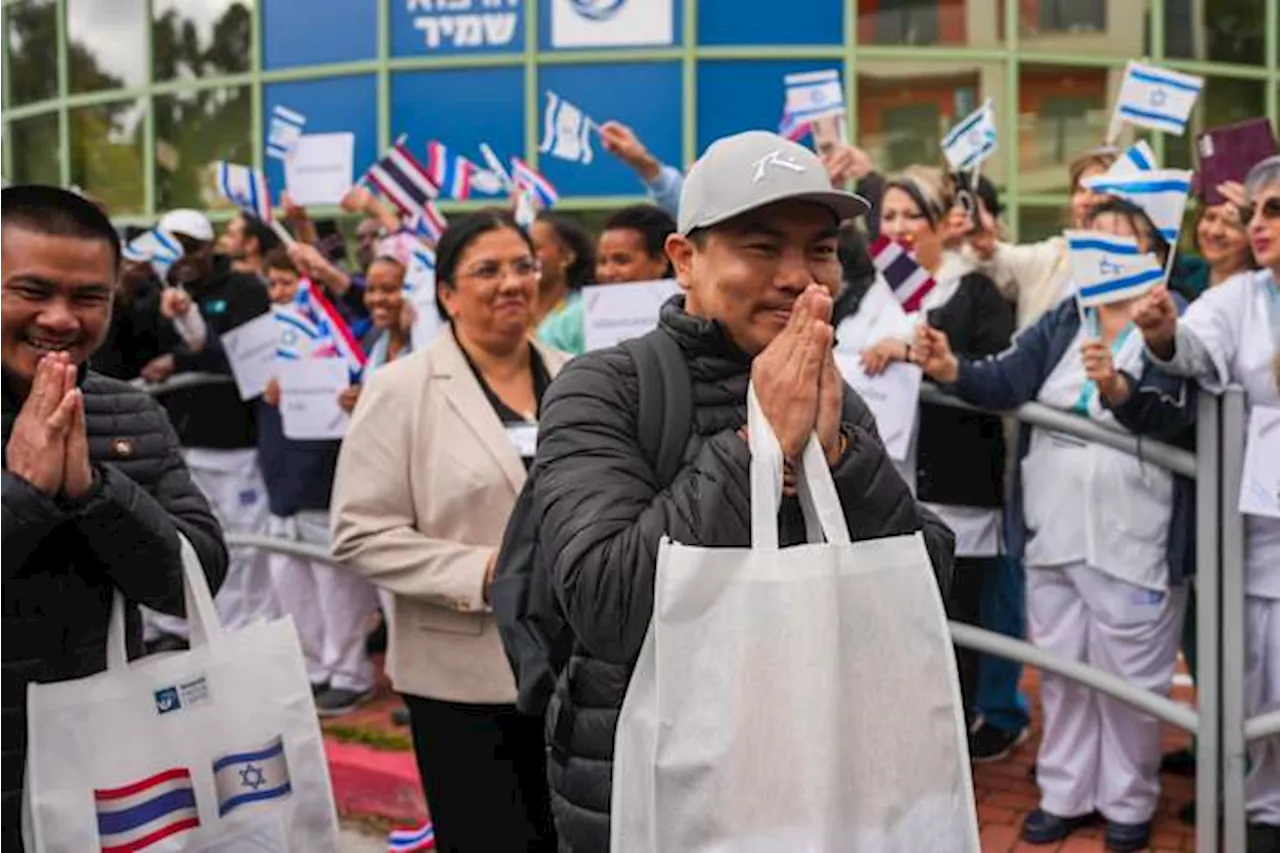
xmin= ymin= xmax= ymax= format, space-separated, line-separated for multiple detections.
xmin=68 ymin=0 xmax=147 ymax=94
xmin=69 ymin=100 xmax=146 ymax=214
xmin=1018 ymin=64 xmax=1111 ymax=195
xmin=10 ymin=113 xmax=61 ymax=185
xmin=1165 ymin=0 xmax=1264 ymax=66
xmin=6 ymin=0 xmax=58 ymax=106
xmin=152 ymin=0 xmax=252 ymax=82
xmin=1164 ymin=77 xmax=1268 ymax=170
xmin=156 ymin=87 xmax=251 ymax=210
xmin=857 ymin=59 xmax=1009 ymax=184
xmin=857 ymin=0 xmax=1003 ymax=47
xmin=1019 ymin=205 xmax=1069 ymax=243
xmin=1019 ymin=0 xmax=1150 ymax=56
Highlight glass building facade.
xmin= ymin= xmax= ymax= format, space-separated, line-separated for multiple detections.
xmin=3 ymin=0 xmax=1277 ymax=241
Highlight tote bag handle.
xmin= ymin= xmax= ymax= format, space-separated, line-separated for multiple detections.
xmin=105 ymin=533 xmax=224 ymax=671
xmin=747 ymin=383 xmax=853 ymax=550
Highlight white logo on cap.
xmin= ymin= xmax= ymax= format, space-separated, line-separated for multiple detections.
xmin=751 ymin=150 xmax=806 ymax=184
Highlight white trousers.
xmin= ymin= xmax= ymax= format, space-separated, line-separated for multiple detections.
xmin=269 ymin=510 xmax=378 ymax=692
xmin=1027 ymin=561 xmax=1185 ymax=824
xmin=1247 ymin=595 xmax=1280 ymax=825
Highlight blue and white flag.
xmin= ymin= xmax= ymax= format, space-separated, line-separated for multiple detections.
xmin=266 ymin=105 xmax=306 ymax=161
xmin=538 ymin=90 xmax=595 ymax=165
xmin=941 ymin=98 xmax=997 ymax=172
xmin=1109 ymin=61 xmax=1204 ymax=141
xmin=1109 ymin=140 xmax=1158 ymax=175
xmin=123 ymin=228 xmax=184 ymax=278
xmin=215 ymin=161 xmax=272 ymax=221
xmin=1083 ymin=168 xmax=1193 ymax=243
xmin=212 ymin=735 xmax=293 ymax=817
xmin=783 ymin=69 xmax=845 ymax=126
xmin=404 ymin=246 xmax=437 ymax=295
xmin=1065 ymin=230 xmax=1165 ymax=307
xmin=94 ymin=767 xmax=200 ymax=851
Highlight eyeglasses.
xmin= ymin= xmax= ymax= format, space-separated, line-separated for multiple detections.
xmin=460 ymin=257 xmax=541 ymax=284
xmin=1237 ymin=197 xmax=1280 ymax=225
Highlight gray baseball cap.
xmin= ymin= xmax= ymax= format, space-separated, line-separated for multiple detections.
xmin=677 ymin=130 xmax=869 ymax=235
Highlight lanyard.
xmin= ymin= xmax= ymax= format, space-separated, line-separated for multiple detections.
xmin=1074 ymin=309 xmax=1135 ymax=414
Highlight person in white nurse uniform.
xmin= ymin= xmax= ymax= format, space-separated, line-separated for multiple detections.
xmin=914 ymin=197 xmax=1196 ymax=853
xmin=1135 ymin=154 xmax=1280 ymax=853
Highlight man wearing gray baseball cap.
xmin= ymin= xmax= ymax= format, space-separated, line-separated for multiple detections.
xmin=524 ymin=131 xmax=955 ymax=851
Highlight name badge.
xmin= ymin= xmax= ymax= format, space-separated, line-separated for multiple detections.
xmin=506 ymin=422 xmax=538 ymax=458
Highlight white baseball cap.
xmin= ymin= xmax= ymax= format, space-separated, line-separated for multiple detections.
xmin=157 ymin=208 xmax=215 ymax=242
xmin=677 ymin=131 xmax=869 ymax=235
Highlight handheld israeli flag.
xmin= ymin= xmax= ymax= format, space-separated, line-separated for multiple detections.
xmin=1108 ymin=61 xmax=1204 ymax=142
xmin=404 ymin=246 xmax=437 ymax=295
xmin=266 ymin=105 xmax=306 ymax=161
xmin=212 ymin=735 xmax=293 ymax=817
xmin=783 ymin=69 xmax=845 ymax=126
xmin=1108 ymin=140 xmax=1158 ymax=175
xmin=215 ymin=161 xmax=272 ymax=221
xmin=1082 ymin=168 xmax=1193 ymax=243
xmin=122 ymin=228 xmax=184 ymax=278
xmin=1065 ymin=230 xmax=1165 ymax=307
xmin=539 ymin=90 xmax=595 ymax=165
xmin=941 ymin=98 xmax=997 ymax=172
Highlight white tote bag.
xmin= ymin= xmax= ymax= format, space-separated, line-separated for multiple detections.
xmin=611 ymin=386 xmax=978 ymax=853
xmin=23 ymin=536 xmax=340 ymax=852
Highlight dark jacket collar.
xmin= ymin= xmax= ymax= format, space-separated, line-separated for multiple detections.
xmin=658 ymin=295 xmax=754 ymax=382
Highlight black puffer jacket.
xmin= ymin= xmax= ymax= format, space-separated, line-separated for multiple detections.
xmin=1 ymin=368 xmax=228 ymax=849
xmin=532 ymin=300 xmax=955 ymax=852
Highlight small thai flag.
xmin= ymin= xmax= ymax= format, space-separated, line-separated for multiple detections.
xmin=212 ymin=735 xmax=293 ymax=818
xmin=388 ymin=821 xmax=436 ymax=851
xmin=406 ymin=202 xmax=448 ymax=244
xmin=426 ymin=141 xmax=474 ymax=200
xmin=1065 ymin=230 xmax=1165 ymax=308
xmin=870 ymin=236 xmax=937 ymax=313
xmin=511 ymin=157 xmax=559 ymax=208
xmin=266 ymin=105 xmax=307 ymax=161
xmin=364 ymin=141 xmax=440 ymax=221
xmin=95 ymin=767 xmax=200 ymax=852
xmin=215 ymin=161 xmax=272 ymax=221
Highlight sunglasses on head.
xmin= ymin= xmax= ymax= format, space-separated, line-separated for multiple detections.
xmin=1237 ymin=197 xmax=1280 ymax=224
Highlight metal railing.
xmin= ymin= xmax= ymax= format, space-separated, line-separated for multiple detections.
xmin=164 ymin=373 xmax=1254 ymax=851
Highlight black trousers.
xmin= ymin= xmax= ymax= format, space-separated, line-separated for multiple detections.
xmin=403 ymin=694 xmax=556 ymax=853
xmin=948 ymin=556 xmax=1001 ymax=727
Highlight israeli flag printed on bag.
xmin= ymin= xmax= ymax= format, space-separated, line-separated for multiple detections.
xmin=266 ymin=105 xmax=306 ymax=161
xmin=1083 ymin=168 xmax=1193 ymax=243
xmin=940 ymin=98 xmax=997 ymax=172
xmin=1109 ymin=61 xmax=1203 ymax=140
xmin=538 ymin=90 xmax=596 ymax=165
xmin=212 ymin=736 xmax=292 ymax=817
xmin=1065 ymin=230 xmax=1165 ymax=308
xmin=783 ymin=69 xmax=845 ymax=126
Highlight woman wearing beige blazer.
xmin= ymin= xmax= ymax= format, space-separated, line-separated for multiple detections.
xmin=331 ymin=211 xmax=566 ymax=852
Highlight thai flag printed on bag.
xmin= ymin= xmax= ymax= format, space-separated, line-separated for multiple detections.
xmin=266 ymin=105 xmax=306 ymax=161
xmin=870 ymin=236 xmax=937 ymax=313
xmin=95 ymin=767 xmax=200 ymax=852
xmin=215 ymin=161 xmax=272 ymax=221
xmin=538 ymin=90 xmax=595 ymax=165
xmin=782 ymin=69 xmax=845 ymax=126
xmin=122 ymin=229 xmax=184 ymax=278
xmin=387 ymin=821 xmax=436 ymax=851
xmin=511 ymin=157 xmax=559 ymax=208
xmin=212 ymin=735 xmax=293 ymax=818
xmin=1065 ymin=230 xmax=1165 ymax=308
xmin=1109 ymin=61 xmax=1204 ymax=139
xmin=1082 ymin=168 xmax=1193 ymax=243
xmin=426 ymin=141 xmax=475 ymax=200
xmin=941 ymin=98 xmax=997 ymax=172
xmin=405 ymin=202 xmax=448 ymax=245
xmin=364 ymin=141 xmax=440 ymax=220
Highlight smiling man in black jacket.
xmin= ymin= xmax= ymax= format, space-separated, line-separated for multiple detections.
xmin=1 ymin=185 xmax=228 ymax=850
xmin=531 ymin=132 xmax=955 ymax=852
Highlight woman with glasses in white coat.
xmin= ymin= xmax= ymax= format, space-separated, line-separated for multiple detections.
xmin=1134 ymin=155 xmax=1280 ymax=853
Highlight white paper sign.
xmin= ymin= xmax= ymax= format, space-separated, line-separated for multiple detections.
xmin=506 ymin=422 xmax=538 ymax=458
xmin=550 ymin=0 xmax=673 ymax=48
xmin=284 ymin=133 xmax=354 ymax=207
xmin=219 ymin=312 xmax=279 ymax=401
xmin=834 ymin=353 xmax=922 ymax=462
xmin=277 ymin=358 xmax=350 ymax=441
xmin=1239 ymin=405 xmax=1280 ymax=519
xmin=582 ymin=279 xmax=680 ymax=352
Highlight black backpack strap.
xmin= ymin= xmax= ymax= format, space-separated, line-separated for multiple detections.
xmin=621 ymin=329 xmax=693 ymax=487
